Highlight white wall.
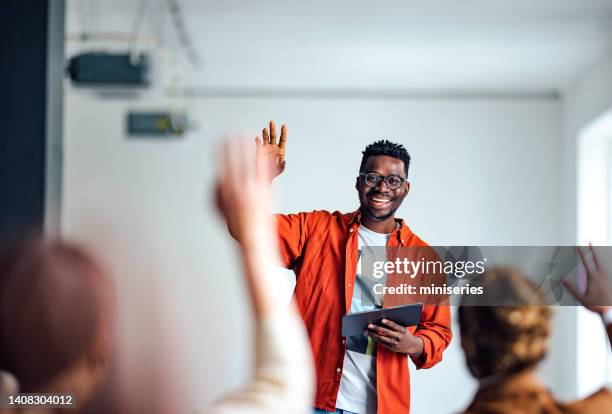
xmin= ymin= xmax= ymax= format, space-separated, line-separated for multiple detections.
xmin=561 ymin=49 xmax=612 ymax=243
xmin=62 ymin=90 xmax=563 ymax=413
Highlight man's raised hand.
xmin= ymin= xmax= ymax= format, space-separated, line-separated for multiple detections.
xmin=256 ymin=120 xmax=287 ymax=179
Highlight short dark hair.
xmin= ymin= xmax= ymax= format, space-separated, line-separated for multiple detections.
xmin=359 ymin=140 xmax=411 ymax=176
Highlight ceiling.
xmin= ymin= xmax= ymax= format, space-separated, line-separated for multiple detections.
xmin=67 ymin=0 xmax=612 ymax=94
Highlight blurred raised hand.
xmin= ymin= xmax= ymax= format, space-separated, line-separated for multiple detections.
xmin=215 ymin=133 xmax=282 ymax=315
xmin=211 ymin=134 xmax=314 ymax=414
xmin=563 ymin=244 xmax=612 ymax=315
xmin=216 ymin=133 xmax=273 ymax=240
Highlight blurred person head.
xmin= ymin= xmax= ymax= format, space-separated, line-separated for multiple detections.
xmin=458 ymin=267 xmax=552 ymax=380
xmin=356 ymin=140 xmax=411 ymax=222
xmin=0 ymin=237 xmax=115 ymax=409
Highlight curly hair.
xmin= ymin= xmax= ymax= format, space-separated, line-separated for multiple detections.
xmin=459 ymin=267 xmax=552 ymax=379
xmin=359 ymin=140 xmax=411 ymax=176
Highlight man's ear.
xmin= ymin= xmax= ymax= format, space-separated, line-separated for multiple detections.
xmin=405 ymin=181 xmax=411 ymax=195
xmin=355 ymin=177 xmax=360 ymax=191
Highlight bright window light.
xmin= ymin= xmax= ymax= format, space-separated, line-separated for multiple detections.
xmin=577 ymin=107 xmax=612 ymax=393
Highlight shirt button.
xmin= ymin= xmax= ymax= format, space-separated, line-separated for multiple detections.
xmin=342 ymin=339 xmax=346 ymax=344
xmin=348 ymin=283 xmax=352 ymax=287
xmin=349 ymin=228 xmax=353 ymax=233
xmin=336 ymin=368 xmax=341 ymax=373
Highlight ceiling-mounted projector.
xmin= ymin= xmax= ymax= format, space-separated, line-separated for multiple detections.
xmin=66 ymin=52 xmax=150 ymax=86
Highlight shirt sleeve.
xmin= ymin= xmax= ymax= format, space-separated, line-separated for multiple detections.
xmin=411 ymin=303 xmax=452 ymax=369
xmin=275 ymin=212 xmax=313 ymax=270
xmin=207 ymin=312 xmax=314 ymax=414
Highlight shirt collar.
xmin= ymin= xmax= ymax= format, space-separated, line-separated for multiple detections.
xmin=349 ymin=208 xmax=409 ymax=243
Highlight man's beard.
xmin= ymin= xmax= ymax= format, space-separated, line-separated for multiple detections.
xmin=361 ymin=204 xmax=398 ymax=222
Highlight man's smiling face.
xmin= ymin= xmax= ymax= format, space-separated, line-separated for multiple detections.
xmin=356 ymin=155 xmax=410 ymax=222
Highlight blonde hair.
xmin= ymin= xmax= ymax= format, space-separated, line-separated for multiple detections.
xmin=459 ymin=267 xmax=552 ymax=379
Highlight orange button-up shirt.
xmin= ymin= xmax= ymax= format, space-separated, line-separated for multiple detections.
xmin=276 ymin=209 xmax=452 ymax=413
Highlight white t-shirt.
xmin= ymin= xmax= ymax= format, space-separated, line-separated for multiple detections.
xmin=336 ymin=225 xmax=391 ymax=414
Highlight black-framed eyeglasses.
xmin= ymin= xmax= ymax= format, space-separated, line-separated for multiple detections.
xmin=359 ymin=172 xmax=406 ymax=190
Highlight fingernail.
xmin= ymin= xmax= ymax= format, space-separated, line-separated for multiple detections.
xmin=381 ymin=319 xmax=387 ymax=323
xmin=368 ymin=324 xmax=374 ymax=329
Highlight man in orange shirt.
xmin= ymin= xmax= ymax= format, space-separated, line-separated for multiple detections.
xmin=224 ymin=121 xmax=452 ymax=413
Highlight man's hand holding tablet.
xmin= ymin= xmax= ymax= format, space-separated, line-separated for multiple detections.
xmin=342 ymin=303 xmax=425 ymax=356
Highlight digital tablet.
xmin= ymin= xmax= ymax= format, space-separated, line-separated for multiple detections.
xmin=341 ymin=303 xmax=423 ymax=337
